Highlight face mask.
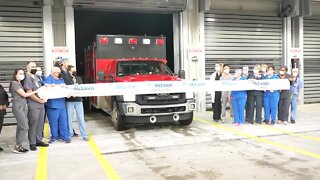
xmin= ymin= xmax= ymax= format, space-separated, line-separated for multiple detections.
xmin=30 ymin=69 xmax=37 ymax=75
xmin=292 ymin=72 xmax=298 ymax=77
xmin=253 ymin=69 xmax=259 ymax=74
xmin=223 ymin=69 xmax=229 ymax=74
xmin=267 ymin=70 xmax=273 ymax=75
xmin=72 ymin=71 xmax=77 ymax=76
xmin=261 ymin=68 xmax=266 ymax=72
xmin=279 ymin=71 xmax=285 ymax=75
xmin=242 ymin=70 xmax=248 ymax=75
xmin=36 ymin=71 xmax=42 ymax=77
xmin=17 ymin=74 xmax=25 ymax=81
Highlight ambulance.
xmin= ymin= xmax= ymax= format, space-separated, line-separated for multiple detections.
xmin=84 ymin=35 xmax=195 ymax=130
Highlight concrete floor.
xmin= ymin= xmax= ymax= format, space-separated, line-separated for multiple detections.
xmin=0 ymin=104 xmax=320 ymax=180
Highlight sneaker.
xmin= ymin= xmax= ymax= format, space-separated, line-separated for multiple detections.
xmin=83 ymin=137 xmax=89 ymax=141
xmin=63 ymin=139 xmax=71 ymax=143
xmin=0 ymin=147 xmax=3 ymax=151
xmin=30 ymin=145 xmax=37 ymax=151
xmin=277 ymin=121 xmax=282 ymax=124
xmin=49 ymin=139 xmax=57 ymax=144
xmin=73 ymin=130 xmax=79 ymax=137
xmin=13 ymin=145 xmax=29 ymax=154
xmin=284 ymin=121 xmax=288 ymax=125
xmin=36 ymin=141 xmax=49 ymax=147
xmin=291 ymin=120 xmax=296 ymax=124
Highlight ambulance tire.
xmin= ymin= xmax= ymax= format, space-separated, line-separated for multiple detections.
xmin=112 ymin=101 xmax=127 ymax=131
xmin=178 ymin=113 xmax=193 ymax=126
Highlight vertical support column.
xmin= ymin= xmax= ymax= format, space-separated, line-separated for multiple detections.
xmin=180 ymin=10 xmax=189 ymax=79
xmin=283 ymin=17 xmax=291 ymax=67
xmin=65 ymin=0 xmax=76 ymax=67
xmin=298 ymin=16 xmax=304 ymax=104
xmin=43 ymin=0 xmax=54 ymax=76
xmin=173 ymin=13 xmax=180 ymax=74
xmin=198 ymin=11 xmax=206 ymax=112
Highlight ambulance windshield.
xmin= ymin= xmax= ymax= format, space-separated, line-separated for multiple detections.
xmin=117 ymin=61 xmax=172 ymax=77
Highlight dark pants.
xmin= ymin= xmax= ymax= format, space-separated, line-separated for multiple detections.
xmin=0 ymin=113 xmax=4 ymax=133
xmin=28 ymin=107 xmax=45 ymax=145
xmin=212 ymin=91 xmax=222 ymax=121
xmin=278 ymin=96 xmax=291 ymax=122
xmin=247 ymin=94 xmax=263 ymax=124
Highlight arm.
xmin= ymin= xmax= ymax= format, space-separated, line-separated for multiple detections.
xmin=15 ymin=88 xmax=38 ymax=98
xmin=26 ymin=89 xmax=47 ymax=103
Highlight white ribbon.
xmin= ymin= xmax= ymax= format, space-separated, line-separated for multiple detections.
xmin=37 ymin=79 xmax=290 ymax=99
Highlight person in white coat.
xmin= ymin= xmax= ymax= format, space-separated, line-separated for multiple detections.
xmin=210 ymin=63 xmax=223 ymax=122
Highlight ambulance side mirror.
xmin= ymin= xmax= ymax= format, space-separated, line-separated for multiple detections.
xmin=106 ymin=74 xmax=115 ymax=82
xmin=97 ymin=71 xmax=106 ymax=81
xmin=178 ymin=70 xmax=185 ymax=79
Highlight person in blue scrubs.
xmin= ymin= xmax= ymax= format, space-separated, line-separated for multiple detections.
xmin=231 ymin=69 xmax=247 ymax=126
xmin=263 ymin=66 xmax=280 ymax=125
xmin=44 ymin=67 xmax=71 ymax=143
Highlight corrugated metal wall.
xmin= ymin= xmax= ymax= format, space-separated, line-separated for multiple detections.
xmin=303 ymin=16 xmax=320 ymax=103
xmin=0 ymin=1 xmax=43 ymax=124
xmin=204 ymin=10 xmax=283 ymax=106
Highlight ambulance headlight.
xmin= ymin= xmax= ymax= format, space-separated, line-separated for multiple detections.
xmin=186 ymin=91 xmax=194 ymax=99
xmin=127 ymin=106 xmax=135 ymax=113
xmin=123 ymin=94 xmax=136 ymax=101
xmin=189 ymin=103 xmax=196 ymax=110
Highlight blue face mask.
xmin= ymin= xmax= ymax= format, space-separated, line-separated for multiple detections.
xmin=35 ymin=71 xmax=42 ymax=77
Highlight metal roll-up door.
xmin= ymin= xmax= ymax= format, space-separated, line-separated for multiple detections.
xmin=303 ymin=16 xmax=320 ymax=103
xmin=73 ymin=0 xmax=187 ymax=13
xmin=0 ymin=0 xmax=43 ymax=124
xmin=204 ymin=10 xmax=283 ymax=106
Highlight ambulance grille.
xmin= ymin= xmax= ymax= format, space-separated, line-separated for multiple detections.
xmin=136 ymin=93 xmax=186 ymax=105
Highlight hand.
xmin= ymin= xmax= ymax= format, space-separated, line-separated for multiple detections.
xmin=40 ymin=98 xmax=47 ymax=103
xmin=61 ymin=84 xmax=66 ymax=88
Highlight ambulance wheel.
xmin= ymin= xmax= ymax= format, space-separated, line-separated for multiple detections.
xmin=112 ymin=101 xmax=126 ymax=131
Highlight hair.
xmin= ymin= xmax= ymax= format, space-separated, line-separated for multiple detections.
xmin=223 ymin=64 xmax=230 ymax=68
xmin=268 ymin=66 xmax=275 ymax=71
xmin=280 ymin=65 xmax=288 ymax=72
xmin=51 ymin=67 xmax=61 ymax=75
xmin=54 ymin=61 xmax=62 ymax=68
xmin=9 ymin=68 xmax=24 ymax=91
xmin=261 ymin=64 xmax=268 ymax=69
xmin=67 ymin=65 xmax=75 ymax=72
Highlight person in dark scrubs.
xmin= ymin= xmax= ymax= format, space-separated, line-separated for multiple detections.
xmin=210 ymin=63 xmax=223 ymax=122
xmin=0 ymin=84 xmax=9 ymax=151
xmin=277 ymin=66 xmax=292 ymax=125
xmin=247 ymin=65 xmax=263 ymax=124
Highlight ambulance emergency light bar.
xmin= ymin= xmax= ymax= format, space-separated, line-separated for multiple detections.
xmin=99 ymin=37 xmax=164 ymax=45
xmin=95 ymin=35 xmax=166 ymax=59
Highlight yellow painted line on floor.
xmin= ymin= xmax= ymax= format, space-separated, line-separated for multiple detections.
xmin=88 ymin=135 xmax=120 ymax=180
xmin=194 ymin=117 xmax=320 ymax=159
xmin=261 ymin=125 xmax=320 ymax=142
xmin=35 ymin=123 xmax=49 ymax=180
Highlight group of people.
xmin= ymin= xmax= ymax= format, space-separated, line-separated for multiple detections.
xmin=210 ymin=63 xmax=304 ymax=126
xmin=0 ymin=58 xmax=89 ymax=154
